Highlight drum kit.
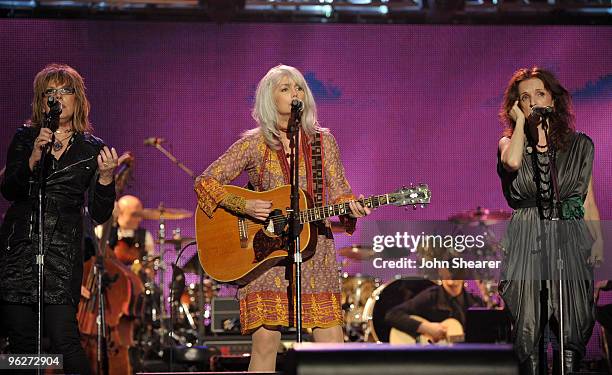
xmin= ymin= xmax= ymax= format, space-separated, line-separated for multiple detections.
xmin=337 ymin=207 xmax=510 ymax=342
xmin=122 ymin=205 xmax=509 ymax=349
xmin=119 ymin=205 xmax=218 ymax=359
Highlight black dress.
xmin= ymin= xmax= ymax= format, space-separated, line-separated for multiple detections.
xmin=497 ymin=132 xmax=595 ymax=362
xmin=0 ymin=125 xmax=116 ymax=307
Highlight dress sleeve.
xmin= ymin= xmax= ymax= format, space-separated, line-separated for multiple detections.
xmin=577 ymin=133 xmax=594 ymax=200
xmin=1 ymin=126 xmax=35 ymax=202
xmin=194 ymin=136 xmax=253 ymax=217
xmin=322 ymin=131 xmax=356 ymax=234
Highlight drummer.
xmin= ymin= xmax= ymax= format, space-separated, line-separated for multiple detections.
xmin=95 ymin=194 xmax=155 ymax=263
xmin=384 ymin=267 xmax=484 ymax=343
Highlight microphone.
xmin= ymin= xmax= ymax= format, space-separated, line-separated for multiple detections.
xmin=531 ymin=106 xmax=553 ymax=117
xmin=144 ymin=137 xmax=165 ymax=146
xmin=47 ymin=96 xmax=62 ymax=115
xmin=291 ymin=99 xmax=304 ymax=113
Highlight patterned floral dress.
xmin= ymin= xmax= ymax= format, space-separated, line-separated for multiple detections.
xmin=195 ymin=129 xmax=355 ymax=334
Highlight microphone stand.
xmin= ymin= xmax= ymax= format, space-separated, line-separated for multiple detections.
xmin=286 ymin=101 xmax=304 ymax=343
xmin=542 ymin=119 xmax=567 ymax=375
xmin=94 ymin=218 xmax=115 ymax=375
xmin=36 ymin=108 xmax=59 ymax=375
xmin=144 ymin=140 xmax=194 ymax=354
xmin=145 ymin=139 xmax=194 ymax=179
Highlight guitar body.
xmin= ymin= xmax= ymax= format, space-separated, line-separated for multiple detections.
xmin=389 ymin=316 xmax=464 ymax=345
xmin=195 ymin=185 xmax=317 ymax=285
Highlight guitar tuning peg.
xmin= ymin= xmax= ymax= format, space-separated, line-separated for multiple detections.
xmin=413 ymin=205 xmax=417 ymax=210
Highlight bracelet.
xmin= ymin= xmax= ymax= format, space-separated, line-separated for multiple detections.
xmin=223 ymin=194 xmax=247 ymax=215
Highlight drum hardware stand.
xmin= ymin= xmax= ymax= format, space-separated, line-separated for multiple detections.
xmin=167 ymin=240 xmax=197 ymax=370
xmin=156 ymin=205 xmax=168 ymax=347
xmin=287 ymin=99 xmax=304 ymax=343
xmin=144 ymin=138 xmax=198 ymax=356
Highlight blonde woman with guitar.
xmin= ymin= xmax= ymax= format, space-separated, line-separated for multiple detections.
xmin=194 ymin=65 xmax=373 ymax=372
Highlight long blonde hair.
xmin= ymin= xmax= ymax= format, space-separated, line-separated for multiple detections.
xmin=30 ymin=64 xmax=92 ymax=133
xmin=248 ymin=65 xmax=321 ymax=150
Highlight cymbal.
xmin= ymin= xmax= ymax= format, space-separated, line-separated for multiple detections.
xmin=338 ymin=245 xmax=375 ymax=261
xmin=142 ymin=207 xmax=192 ymax=220
xmin=155 ymin=237 xmax=196 ymax=246
xmin=449 ymin=207 xmax=511 ymax=225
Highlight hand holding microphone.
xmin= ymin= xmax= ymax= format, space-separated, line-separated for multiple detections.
xmin=530 ymin=106 xmax=554 ymax=117
xmin=47 ymin=96 xmax=62 ymax=116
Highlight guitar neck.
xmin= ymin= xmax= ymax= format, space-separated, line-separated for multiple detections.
xmin=299 ymin=194 xmax=391 ymax=224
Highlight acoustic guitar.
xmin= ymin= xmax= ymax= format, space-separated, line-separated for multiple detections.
xmin=389 ymin=315 xmax=464 ymax=345
xmin=195 ymin=184 xmax=431 ymax=285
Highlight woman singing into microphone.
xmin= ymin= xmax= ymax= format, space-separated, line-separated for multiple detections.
xmin=194 ymin=65 xmax=371 ymax=371
xmin=497 ymin=67 xmax=603 ymax=374
xmin=0 ymin=64 xmax=126 ymax=374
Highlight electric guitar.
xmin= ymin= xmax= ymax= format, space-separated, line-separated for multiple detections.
xmin=195 ymin=184 xmax=431 ymax=285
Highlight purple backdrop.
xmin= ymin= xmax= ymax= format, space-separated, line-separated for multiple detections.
xmin=1 ymin=19 xmax=611 ymax=357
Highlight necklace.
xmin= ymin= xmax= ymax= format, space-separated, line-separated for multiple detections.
xmin=55 ymin=128 xmax=73 ymax=135
xmin=53 ymin=133 xmax=73 ymax=152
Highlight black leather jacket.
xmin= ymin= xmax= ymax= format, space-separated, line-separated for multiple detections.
xmin=0 ymin=125 xmax=115 ymax=306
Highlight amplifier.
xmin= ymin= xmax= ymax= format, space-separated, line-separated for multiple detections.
xmin=211 ymin=297 xmax=241 ymax=334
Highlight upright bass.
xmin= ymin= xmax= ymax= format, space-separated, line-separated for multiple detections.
xmin=77 ymin=153 xmax=144 ymax=375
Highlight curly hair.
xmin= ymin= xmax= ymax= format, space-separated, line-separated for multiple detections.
xmin=30 ymin=64 xmax=92 ymax=133
xmin=499 ymin=67 xmax=574 ymax=151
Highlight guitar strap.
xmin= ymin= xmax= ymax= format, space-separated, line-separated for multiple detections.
xmin=266 ymin=130 xmax=325 ymax=207
xmin=311 ymin=131 xmax=333 ymax=238
xmin=311 ymin=131 xmax=325 ymax=208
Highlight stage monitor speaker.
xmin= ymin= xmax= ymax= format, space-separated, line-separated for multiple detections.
xmin=285 ymin=343 xmax=519 ymax=375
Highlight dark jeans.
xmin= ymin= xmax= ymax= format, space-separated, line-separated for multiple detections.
xmin=0 ymin=303 xmax=91 ymax=375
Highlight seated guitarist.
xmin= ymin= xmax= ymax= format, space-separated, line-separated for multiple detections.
xmin=194 ymin=65 xmax=371 ymax=372
xmin=385 ymin=269 xmax=484 ymax=343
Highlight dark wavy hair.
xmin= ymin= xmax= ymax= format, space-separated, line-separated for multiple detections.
xmin=499 ymin=67 xmax=574 ymax=151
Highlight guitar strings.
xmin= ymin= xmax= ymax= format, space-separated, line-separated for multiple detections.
xmin=237 ymin=191 xmax=426 ymax=230
xmin=241 ymin=201 xmax=365 ymax=230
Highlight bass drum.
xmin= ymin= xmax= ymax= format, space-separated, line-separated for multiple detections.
xmin=363 ymin=278 xmax=435 ymax=343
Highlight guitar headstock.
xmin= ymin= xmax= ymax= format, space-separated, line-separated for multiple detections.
xmin=388 ymin=184 xmax=431 ymax=208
